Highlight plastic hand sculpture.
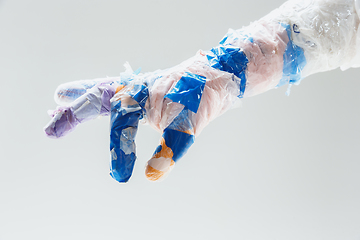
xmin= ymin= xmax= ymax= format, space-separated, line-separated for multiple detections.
xmin=44 ymin=0 xmax=360 ymax=183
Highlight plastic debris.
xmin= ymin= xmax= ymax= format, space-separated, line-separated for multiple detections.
xmin=44 ymin=0 xmax=360 ymax=183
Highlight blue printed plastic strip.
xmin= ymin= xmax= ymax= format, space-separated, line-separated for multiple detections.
xmin=206 ymin=45 xmax=248 ymax=98
xmin=128 ymin=84 xmax=149 ymax=110
xmin=109 ymin=100 xmax=142 ymax=183
xmin=277 ymin=23 xmax=307 ymax=88
xmin=162 ymin=128 xmax=195 ymax=162
xmin=152 ymin=129 xmax=195 ymax=163
xmin=154 ymin=108 xmax=195 ymax=162
xmin=165 ymin=72 xmax=206 ymax=113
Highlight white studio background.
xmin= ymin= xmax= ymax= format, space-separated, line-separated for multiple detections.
xmin=1 ymin=0 xmax=360 ymax=239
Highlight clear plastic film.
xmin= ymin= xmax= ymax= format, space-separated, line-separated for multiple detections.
xmin=45 ymin=0 xmax=360 ymax=183
xmin=44 ymin=83 xmax=116 ymax=138
xmin=265 ymin=0 xmax=360 ymax=74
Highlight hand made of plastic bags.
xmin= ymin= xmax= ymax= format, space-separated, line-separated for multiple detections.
xmin=44 ymin=0 xmax=360 ymax=183
xmin=44 ymin=56 xmax=241 ymax=182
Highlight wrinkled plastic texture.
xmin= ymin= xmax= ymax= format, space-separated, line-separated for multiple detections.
xmin=164 ymin=73 xmax=206 ymax=113
xmin=110 ymin=97 xmax=142 ymax=182
xmin=266 ymin=0 xmax=360 ymax=74
xmin=44 ymin=83 xmax=115 ymax=138
xmin=45 ymin=0 xmax=360 ymax=183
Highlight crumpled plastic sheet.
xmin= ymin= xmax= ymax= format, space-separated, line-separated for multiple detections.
xmin=44 ymin=0 xmax=360 ymax=183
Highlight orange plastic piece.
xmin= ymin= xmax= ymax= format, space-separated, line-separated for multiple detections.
xmin=145 ymin=138 xmax=176 ymax=181
xmin=145 ymin=165 xmax=165 ymax=181
xmin=153 ymin=138 xmax=174 ymax=159
xmin=115 ymin=85 xmax=125 ymax=93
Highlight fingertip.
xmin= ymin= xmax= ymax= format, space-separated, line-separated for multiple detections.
xmin=145 ymin=164 xmax=166 ymax=181
xmin=110 ymin=171 xmax=131 ymax=183
xmin=145 ymin=157 xmax=175 ymax=182
xmin=43 ymin=107 xmax=76 ymax=138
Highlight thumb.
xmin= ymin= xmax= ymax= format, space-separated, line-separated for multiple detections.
xmin=145 ymin=109 xmax=195 ymax=182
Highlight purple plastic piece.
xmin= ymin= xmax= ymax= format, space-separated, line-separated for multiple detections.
xmin=44 ymin=84 xmax=116 ymax=138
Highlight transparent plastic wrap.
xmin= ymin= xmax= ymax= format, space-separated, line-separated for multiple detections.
xmin=45 ymin=0 xmax=360 ymax=183
xmin=265 ymin=0 xmax=360 ymax=74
